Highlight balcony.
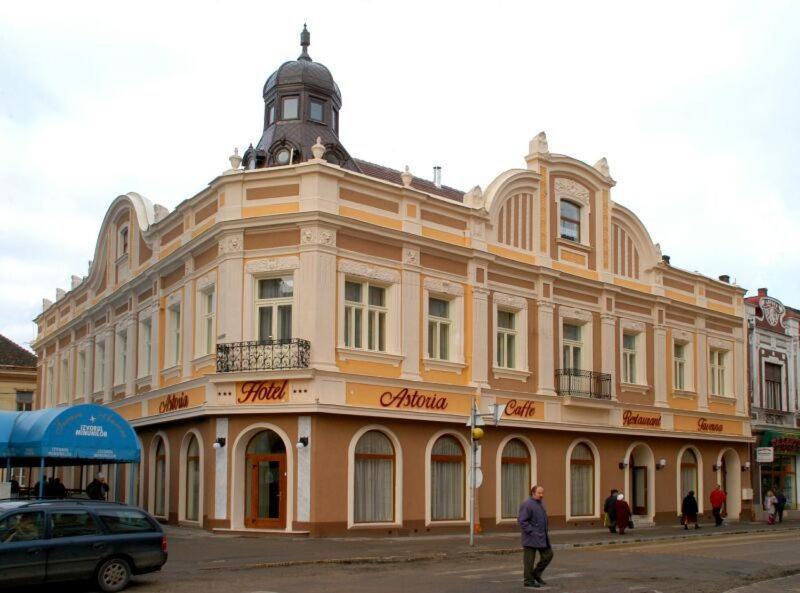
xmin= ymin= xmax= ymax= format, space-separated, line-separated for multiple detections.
xmin=555 ymin=369 xmax=611 ymax=400
xmin=216 ymin=339 xmax=311 ymax=373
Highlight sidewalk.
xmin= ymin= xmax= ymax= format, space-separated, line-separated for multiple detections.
xmin=161 ymin=519 xmax=800 ymax=573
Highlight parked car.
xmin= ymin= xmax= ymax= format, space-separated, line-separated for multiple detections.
xmin=0 ymin=499 xmax=167 ymax=591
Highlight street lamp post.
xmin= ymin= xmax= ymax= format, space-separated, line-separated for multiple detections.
xmin=467 ymin=400 xmax=506 ymax=546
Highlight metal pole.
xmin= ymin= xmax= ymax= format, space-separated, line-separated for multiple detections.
xmin=469 ymin=400 xmax=476 ymax=547
xmin=38 ymin=458 xmax=45 ymax=498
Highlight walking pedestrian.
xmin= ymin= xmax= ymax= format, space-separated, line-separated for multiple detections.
xmin=681 ymin=490 xmax=700 ymax=530
xmin=710 ymin=484 xmax=727 ymax=526
xmin=518 ymin=485 xmax=553 ymax=588
xmin=776 ymin=490 xmax=787 ymax=523
xmin=604 ymin=489 xmax=619 ymax=533
xmin=86 ymin=472 xmax=109 ymax=501
xmin=614 ymin=493 xmax=632 ymax=535
xmin=763 ymin=490 xmax=778 ymax=525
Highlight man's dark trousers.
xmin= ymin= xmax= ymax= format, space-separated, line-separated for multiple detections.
xmin=524 ymin=546 xmax=553 ymax=584
xmin=712 ymin=506 xmax=723 ymax=526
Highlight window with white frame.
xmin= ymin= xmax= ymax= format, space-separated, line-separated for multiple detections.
xmin=430 ymin=436 xmax=465 ymax=521
xmin=560 ymin=201 xmax=581 ymax=242
xmin=622 ymin=333 xmax=637 ymax=384
xmin=764 ymin=362 xmax=783 ymax=410
xmin=166 ymin=304 xmax=182 ymax=367
xmin=94 ymin=340 xmax=106 ymax=391
xmin=198 ymin=287 xmax=216 ymax=356
xmin=138 ymin=318 xmax=152 ymax=377
xmin=59 ymin=357 xmax=69 ymax=402
xmin=255 ymin=277 xmax=293 ymax=341
xmin=674 ymin=342 xmax=687 ymax=390
xmin=709 ymin=349 xmax=727 ymax=396
xmin=496 ymin=310 xmax=517 ymax=369
xmin=562 ymin=323 xmax=582 ymax=370
xmin=354 ymin=430 xmax=395 ymax=523
xmin=501 ymin=439 xmax=530 ymax=518
xmin=76 ymin=350 xmax=86 ymax=398
xmin=115 ymin=329 xmax=127 ymax=385
xmin=427 ymin=297 xmax=451 ymax=361
xmin=344 ymin=281 xmax=387 ymax=351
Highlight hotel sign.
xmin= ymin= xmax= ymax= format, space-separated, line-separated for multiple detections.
xmin=498 ymin=398 xmax=545 ymax=421
xmin=346 ymin=383 xmax=472 ymax=415
xmin=236 ymin=380 xmax=290 ymax=404
xmin=622 ymin=410 xmax=662 ymax=429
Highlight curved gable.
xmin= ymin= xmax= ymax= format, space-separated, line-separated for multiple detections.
xmin=610 ymin=203 xmax=661 ymax=280
xmin=483 ymin=169 xmax=541 ymax=250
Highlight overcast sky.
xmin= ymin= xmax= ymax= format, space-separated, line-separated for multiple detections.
xmin=2 ymin=1 xmax=799 ymax=350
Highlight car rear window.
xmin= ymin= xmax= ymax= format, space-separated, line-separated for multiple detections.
xmin=97 ymin=509 xmax=157 ymax=533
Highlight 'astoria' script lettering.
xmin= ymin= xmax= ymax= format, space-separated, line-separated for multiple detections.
xmin=158 ymin=392 xmax=189 ymax=414
xmin=504 ymin=399 xmax=537 ymax=419
xmin=622 ymin=410 xmax=662 ymax=428
xmin=697 ymin=417 xmax=724 ymax=432
xmin=379 ymin=388 xmax=449 ymax=411
xmin=238 ymin=380 xmax=288 ymax=404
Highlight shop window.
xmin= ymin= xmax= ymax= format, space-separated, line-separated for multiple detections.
xmin=256 ymin=277 xmax=293 ymax=341
xmin=560 ymin=201 xmax=581 ymax=242
xmin=562 ymin=323 xmax=582 ymax=370
xmin=501 ymin=439 xmax=530 ymax=518
xmin=570 ymin=443 xmax=595 ymax=517
xmin=354 ymin=431 xmax=395 ymax=523
xmin=496 ymin=310 xmax=517 ymax=369
xmin=764 ymin=363 xmax=783 ymax=410
xmin=427 ymin=297 xmax=451 ymax=361
xmin=153 ymin=437 xmax=167 ymax=518
xmin=709 ymin=349 xmax=727 ymax=396
xmin=344 ymin=281 xmax=386 ymax=351
xmin=680 ymin=449 xmax=698 ymax=500
xmin=185 ymin=435 xmax=200 ymax=522
xmin=431 ymin=436 xmax=465 ymax=521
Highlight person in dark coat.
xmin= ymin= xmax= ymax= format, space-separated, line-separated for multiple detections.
xmin=518 ymin=485 xmax=553 ymax=588
xmin=681 ymin=490 xmax=700 ymax=530
xmin=86 ymin=472 xmax=109 ymax=501
xmin=614 ymin=493 xmax=632 ymax=535
xmin=9 ymin=478 xmax=20 ymax=497
xmin=604 ymin=489 xmax=619 ymax=533
xmin=776 ymin=490 xmax=787 ymax=523
xmin=52 ymin=478 xmax=67 ymax=498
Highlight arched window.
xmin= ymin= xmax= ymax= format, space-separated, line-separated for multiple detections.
xmin=570 ymin=443 xmax=594 ymax=516
xmin=154 ymin=438 xmax=167 ymax=517
xmin=680 ymin=449 xmax=698 ymax=499
xmin=501 ymin=439 xmax=530 ymax=518
xmin=431 ymin=436 xmax=465 ymax=521
xmin=560 ymin=201 xmax=581 ymax=242
xmin=185 ymin=435 xmax=200 ymax=522
xmin=354 ymin=431 xmax=395 ymax=523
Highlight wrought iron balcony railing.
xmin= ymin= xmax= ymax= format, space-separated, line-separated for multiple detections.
xmin=216 ymin=339 xmax=311 ymax=373
xmin=555 ymin=369 xmax=612 ymax=400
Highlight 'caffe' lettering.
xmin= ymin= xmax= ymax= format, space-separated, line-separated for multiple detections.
xmin=697 ymin=417 xmax=724 ymax=432
xmin=622 ymin=410 xmax=662 ymax=428
xmin=158 ymin=392 xmax=189 ymax=414
xmin=504 ymin=399 xmax=537 ymax=418
xmin=238 ymin=380 xmax=288 ymax=404
xmin=379 ymin=388 xmax=448 ymax=410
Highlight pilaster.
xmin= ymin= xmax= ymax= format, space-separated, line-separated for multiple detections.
xmin=537 ymin=301 xmax=556 ymax=397
xmin=400 ymin=247 xmax=421 ymax=381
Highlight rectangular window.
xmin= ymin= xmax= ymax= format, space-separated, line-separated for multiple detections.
xmin=46 ymin=365 xmax=55 ymax=405
xmin=427 ymin=297 xmax=451 ymax=360
xmin=282 ymin=96 xmax=299 ymax=120
xmin=496 ymin=310 xmax=517 ymax=369
xmin=674 ymin=343 xmax=686 ymax=390
xmin=16 ymin=391 xmax=33 ymax=412
xmin=95 ymin=341 xmax=105 ymax=391
xmin=119 ymin=227 xmax=129 ymax=255
xmin=709 ymin=349 xmax=727 ymax=396
xmin=344 ymin=281 xmax=387 ymax=351
xmin=116 ymin=330 xmax=127 ymax=385
xmin=76 ymin=350 xmax=86 ymax=398
xmin=309 ymin=99 xmax=324 ymax=122
xmin=256 ymin=277 xmax=293 ymax=341
xmin=267 ymin=102 xmax=275 ymax=125
xmin=333 ymin=109 xmax=339 ymax=133
xmin=560 ymin=201 xmax=581 ymax=242
xmin=50 ymin=511 xmax=102 ymax=538
xmin=764 ymin=362 xmax=783 ymax=410
xmin=138 ymin=318 xmax=152 ymax=377
xmin=199 ymin=288 xmax=216 ymax=356
xmin=562 ymin=323 xmax=582 ymax=370
xmin=97 ymin=509 xmax=157 ymax=534
xmin=60 ymin=358 xmax=69 ymax=402
xmin=167 ymin=305 xmax=182 ymax=367
xmin=622 ymin=333 xmax=637 ymax=384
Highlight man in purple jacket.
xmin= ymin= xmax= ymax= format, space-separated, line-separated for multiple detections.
xmin=518 ymin=485 xmax=553 ymax=588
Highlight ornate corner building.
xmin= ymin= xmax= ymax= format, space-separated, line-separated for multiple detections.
xmin=31 ymin=28 xmax=754 ymax=535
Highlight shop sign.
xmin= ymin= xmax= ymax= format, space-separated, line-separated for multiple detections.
xmin=756 ymin=447 xmax=775 ymax=463
xmin=346 ymin=383 xmax=473 ymax=415
xmin=696 ymin=417 xmax=724 ymax=433
xmin=498 ymin=398 xmax=545 ymax=421
xmin=236 ymin=380 xmax=289 ymax=404
xmin=147 ymin=387 xmax=205 ymax=416
xmin=770 ymin=436 xmax=800 ymax=453
xmin=622 ymin=410 xmax=662 ymax=429
xmin=673 ymin=415 xmax=741 ymax=436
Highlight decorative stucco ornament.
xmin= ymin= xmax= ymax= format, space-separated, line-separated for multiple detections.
xmin=529 ymin=131 xmax=549 ymax=155
xmin=56 ymin=288 xmax=66 ymax=301
xmin=400 ymin=166 xmax=413 ymax=188
xmin=228 ymin=147 xmax=243 ymax=170
xmin=758 ymin=296 xmax=786 ymax=328
xmin=42 ymin=298 xmax=53 ymax=311
xmin=153 ymin=204 xmax=169 ymax=223
xmin=464 ymin=185 xmax=485 ymax=209
xmin=593 ymin=157 xmax=610 ymax=177
xmin=311 ymin=137 xmax=326 ymax=160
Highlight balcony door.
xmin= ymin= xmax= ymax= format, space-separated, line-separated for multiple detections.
xmin=256 ymin=277 xmax=293 ymax=342
xmin=245 ymin=430 xmax=287 ymax=529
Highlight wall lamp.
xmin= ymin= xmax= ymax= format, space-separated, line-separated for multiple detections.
xmin=212 ymin=437 xmax=226 ymax=449
xmin=741 ymin=461 xmax=751 ymax=472
xmin=296 ymin=436 xmax=310 ymax=449
xmin=618 ymin=461 xmax=628 ymax=469
xmin=656 ymin=459 xmax=667 ymax=470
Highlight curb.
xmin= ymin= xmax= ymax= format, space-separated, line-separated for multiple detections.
xmin=199 ymin=525 xmax=800 ymax=572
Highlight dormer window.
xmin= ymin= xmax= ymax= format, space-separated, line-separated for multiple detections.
xmin=560 ymin=201 xmax=581 ymax=242
xmin=267 ymin=102 xmax=276 ymax=125
xmin=333 ymin=109 xmax=339 ymax=133
xmin=309 ymin=99 xmax=324 ymax=123
xmin=282 ymin=96 xmax=299 ymax=120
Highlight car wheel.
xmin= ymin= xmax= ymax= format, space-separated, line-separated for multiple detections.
xmin=96 ymin=557 xmax=132 ymax=592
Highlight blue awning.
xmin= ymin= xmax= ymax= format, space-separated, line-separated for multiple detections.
xmin=0 ymin=404 xmax=140 ymax=466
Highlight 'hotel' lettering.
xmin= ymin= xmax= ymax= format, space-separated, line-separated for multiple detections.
xmin=238 ymin=380 xmax=288 ymax=404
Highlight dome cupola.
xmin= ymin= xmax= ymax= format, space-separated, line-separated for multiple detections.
xmin=243 ymin=25 xmax=357 ymax=171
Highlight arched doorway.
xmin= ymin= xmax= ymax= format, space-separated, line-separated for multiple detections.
xmin=245 ymin=430 xmax=287 ymax=528
xmin=718 ymin=448 xmax=742 ymax=520
xmin=624 ymin=443 xmax=655 ymax=521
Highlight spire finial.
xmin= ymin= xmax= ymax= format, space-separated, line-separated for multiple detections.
xmin=299 ymin=23 xmax=312 ymax=61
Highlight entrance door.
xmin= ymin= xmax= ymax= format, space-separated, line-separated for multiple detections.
xmin=721 ymin=458 xmax=728 ymax=516
xmin=246 ymin=454 xmax=286 ymax=528
xmin=631 ymin=465 xmax=648 ymax=515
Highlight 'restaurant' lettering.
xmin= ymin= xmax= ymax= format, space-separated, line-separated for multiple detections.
xmin=622 ymin=410 xmax=662 ymax=428
xmin=697 ymin=417 xmax=724 ymax=432
xmin=504 ymin=399 xmax=537 ymax=418
xmin=158 ymin=392 xmax=189 ymax=414
xmin=238 ymin=380 xmax=288 ymax=404
xmin=379 ymin=388 xmax=449 ymax=410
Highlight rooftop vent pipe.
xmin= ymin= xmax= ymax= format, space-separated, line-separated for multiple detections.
xmin=433 ymin=166 xmax=442 ymax=188
xmin=662 ymin=255 xmax=671 ymax=265
xmin=718 ymin=274 xmax=730 ymax=283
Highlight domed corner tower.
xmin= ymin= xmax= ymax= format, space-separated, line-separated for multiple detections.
xmin=242 ymin=25 xmax=359 ymax=172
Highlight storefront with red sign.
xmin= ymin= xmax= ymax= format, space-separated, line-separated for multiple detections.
xmin=757 ymin=430 xmax=800 ymax=511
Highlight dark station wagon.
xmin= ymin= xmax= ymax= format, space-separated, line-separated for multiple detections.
xmin=0 ymin=500 xmax=167 ymax=591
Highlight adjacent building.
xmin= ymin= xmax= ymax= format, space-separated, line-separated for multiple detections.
xmin=745 ymin=288 xmax=800 ymax=515
xmin=31 ymin=28 xmax=753 ymax=535
xmin=0 ymin=334 xmax=37 ymax=412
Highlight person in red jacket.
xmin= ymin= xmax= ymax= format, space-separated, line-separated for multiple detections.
xmin=710 ymin=484 xmax=727 ymax=526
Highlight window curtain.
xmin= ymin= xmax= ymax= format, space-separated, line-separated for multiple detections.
xmin=680 ymin=450 xmax=698 ymax=499
xmin=501 ymin=440 xmax=530 ymax=518
xmin=186 ymin=437 xmax=200 ymax=522
xmin=354 ymin=431 xmax=394 ymax=523
xmin=431 ymin=437 xmax=464 ymax=521
xmin=570 ymin=444 xmax=594 ymax=516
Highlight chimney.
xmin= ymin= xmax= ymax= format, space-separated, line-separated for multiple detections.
xmin=433 ymin=166 xmax=442 ymax=188
xmin=758 ymin=287 xmax=768 ymax=297
xmin=661 ymin=255 xmax=671 ymax=265
xmin=718 ymin=274 xmax=730 ymax=284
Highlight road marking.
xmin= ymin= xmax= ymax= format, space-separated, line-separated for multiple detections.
xmin=598 ymin=531 xmax=799 ymax=553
